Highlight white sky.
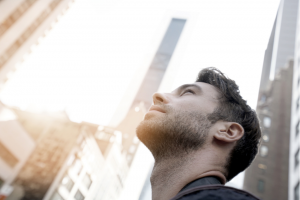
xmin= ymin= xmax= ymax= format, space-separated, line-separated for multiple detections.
xmin=0 ymin=0 xmax=280 ymax=190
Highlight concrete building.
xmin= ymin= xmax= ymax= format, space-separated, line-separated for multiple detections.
xmin=259 ymin=0 xmax=298 ymax=92
xmin=43 ymin=124 xmax=129 ymax=200
xmin=11 ymin=109 xmax=85 ymax=200
xmin=290 ymin=0 xmax=300 ymax=197
xmin=0 ymin=102 xmax=35 ymax=199
xmin=244 ymin=0 xmax=300 ymax=199
xmin=6 ymin=109 xmax=129 ymax=200
xmin=244 ymin=61 xmax=293 ymax=200
xmin=0 ymin=0 xmax=73 ymax=90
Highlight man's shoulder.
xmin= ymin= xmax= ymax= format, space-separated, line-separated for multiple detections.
xmin=171 ymin=185 xmax=260 ymax=200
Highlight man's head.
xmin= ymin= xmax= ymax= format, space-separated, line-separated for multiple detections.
xmin=137 ymin=67 xmax=261 ymax=182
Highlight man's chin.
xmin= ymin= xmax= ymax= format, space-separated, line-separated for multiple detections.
xmin=136 ymin=119 xmax=150 ymax=141
xmin=136 ymin=118 xmax=158 ymax=147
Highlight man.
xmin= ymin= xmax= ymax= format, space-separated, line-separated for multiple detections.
xmin=136 ymin=67 xmax=261 ymax=200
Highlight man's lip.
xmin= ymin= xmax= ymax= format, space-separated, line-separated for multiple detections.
xmin=148 ymin=105 xmax=166 ymax=113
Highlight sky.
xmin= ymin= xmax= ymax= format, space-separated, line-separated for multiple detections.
xmin=0 ymin=0 xmax=281 ymax=190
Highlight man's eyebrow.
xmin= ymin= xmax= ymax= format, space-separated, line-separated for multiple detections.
xmin=174 ymin=84 xmax=202 ymax=93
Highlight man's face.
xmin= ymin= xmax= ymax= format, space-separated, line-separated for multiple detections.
xmin=136 ymin=82 xmax=220 ymax=160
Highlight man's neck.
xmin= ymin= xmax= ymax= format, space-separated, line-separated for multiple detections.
xmin=150 ymin=150 xmax=227 ymax=200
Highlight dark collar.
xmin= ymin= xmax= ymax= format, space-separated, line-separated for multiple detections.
xmin=179 ymin=176 xmax=222 ymax=193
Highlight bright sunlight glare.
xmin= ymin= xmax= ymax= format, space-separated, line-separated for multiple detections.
xmin=0 ymin=0 xmax=280 ymax=190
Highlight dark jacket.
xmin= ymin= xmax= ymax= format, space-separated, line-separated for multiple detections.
xmin=170 ymin=177 xmax=260 ymax=200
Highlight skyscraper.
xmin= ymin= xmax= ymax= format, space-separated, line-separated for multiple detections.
xmin=244 ymin=0 xmax=300 ymax=199
xmin=244 ymin=60 xmax=293 ymax=200
xmin=0 ymin=102 xmax=35 ymax=199
xmin=7 ymin=108 xmax=129 ymax=200
xmin=290 ymin=0 xmax=300 ymax=197
xmin=0 ymin=0 xmax=73 ymax=89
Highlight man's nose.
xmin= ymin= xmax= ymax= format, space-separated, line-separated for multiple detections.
xmin=152 ymin=92 xmax=169 ymax=104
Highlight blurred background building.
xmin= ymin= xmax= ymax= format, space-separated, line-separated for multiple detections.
xmin=0 ymin=102 xmax=35 ymax=200
xmin=0 ymin=1 xmax=188 ymax=199
xmin=243 ymin=0 xmax=300 ymax=200
xmin=244 ymin=61 xmax=293 ymax=200
xmin=0 ymin=0 xmax=74 ymax=91
xmin=0 ymin=0 xmax=296 ymax=200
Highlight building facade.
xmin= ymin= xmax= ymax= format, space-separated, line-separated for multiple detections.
xmin=3 ymin=109 xmax=129 ymax=200
xmin=290 ymin=0 xmax=300 ymax=197
xmin=0 ymin=102 xmax=35 ymax=199
xmin=244 ymin=61 xmax=293 ymax=200
xmin=0 ymin=0 xmax=73 ymax=90
xmin=244 ymin=0 xmax=300 ymax=199
xmin=43 ymin=124 xmax=129 ymax=200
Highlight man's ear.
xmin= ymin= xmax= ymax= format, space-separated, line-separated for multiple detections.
xmin=213 ymin=121 xmax=244 ymax=143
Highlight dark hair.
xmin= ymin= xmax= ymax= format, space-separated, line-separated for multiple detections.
xmin=196 ymin=67 xmax=261 ymax=182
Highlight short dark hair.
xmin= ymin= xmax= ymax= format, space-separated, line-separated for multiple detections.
xmin=196 ymin=67 xmax=261 ymax=182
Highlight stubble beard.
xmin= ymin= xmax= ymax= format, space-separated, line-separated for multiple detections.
xmin=136 ymin=105 xmax=212 ymax=162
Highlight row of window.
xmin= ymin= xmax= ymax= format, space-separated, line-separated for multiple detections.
xmin=257 ymin=157 xmax=299 ymax=197
xmin=295 ymin=76 xmax=300 ymax=199
xmin=260 ymin=116 xmax=271 ymax=158
xmin=256 ymin=115 xmax=270 ymax=194
xmin=0 ymin=0 xmax=38 ymax=37
xmin=61 ymin=172 xmax=92 ymax=192
xmin=51 ymin=189 xmax=84 ymax=200
xmin=0 ymin=0 xmax=64 ymax=69
xmin=50 ymin=155 xmax=93 ymax=200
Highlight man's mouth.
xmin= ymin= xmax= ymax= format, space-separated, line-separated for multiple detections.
xmin=148 ymin=105 xmax=166 ymax=113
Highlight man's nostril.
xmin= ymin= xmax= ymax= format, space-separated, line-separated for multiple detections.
xmin=156 ymin=96 xmax=164 ymax=102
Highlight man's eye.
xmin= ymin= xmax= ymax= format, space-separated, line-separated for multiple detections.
xmin=181 ymin=89 xmax=195 ymax=95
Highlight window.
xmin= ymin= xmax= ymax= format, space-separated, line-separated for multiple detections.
xmin=262 ymin=134 xmax=269 ymax=142
xmin=258 ymin=164 xmax=267 ymax=170
xmin=260 ymin=95 xmax=266 ymax=103
xmin=95 ymin=131 xmax=110 ymax=141
xmin=126 ymin=155 xmax=132 ymax=162
xmin=0 ymin=141 xmax=18 ymax=168
xmin=263 ymin=117 xmax=271 ymax=128
xmin=82 ymin=173 xmax=92 ymax=189
xmin=129 ymin=145 xmax=136 ymax=153
xmin=260 ymin=145 xmax=268 ymax=157
xmin=295 ymin=148 xmax=300 ymax=170
xmin=74 ymin=190 xmax=84 ymax=200
xmin=71 ymin=159 xmax=82 ymax=175
xmin=295 ymin=182 xmax=299 ymax=200
xmin=50 ymin=191 xmax=64 ymax=200
xmin=61 ymin=174 xmax=74 ymax=192
xmin=257 ymin=179 xmax=265 ymax=193
xmin=133 ymin=136 xmax=139 ymax=144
